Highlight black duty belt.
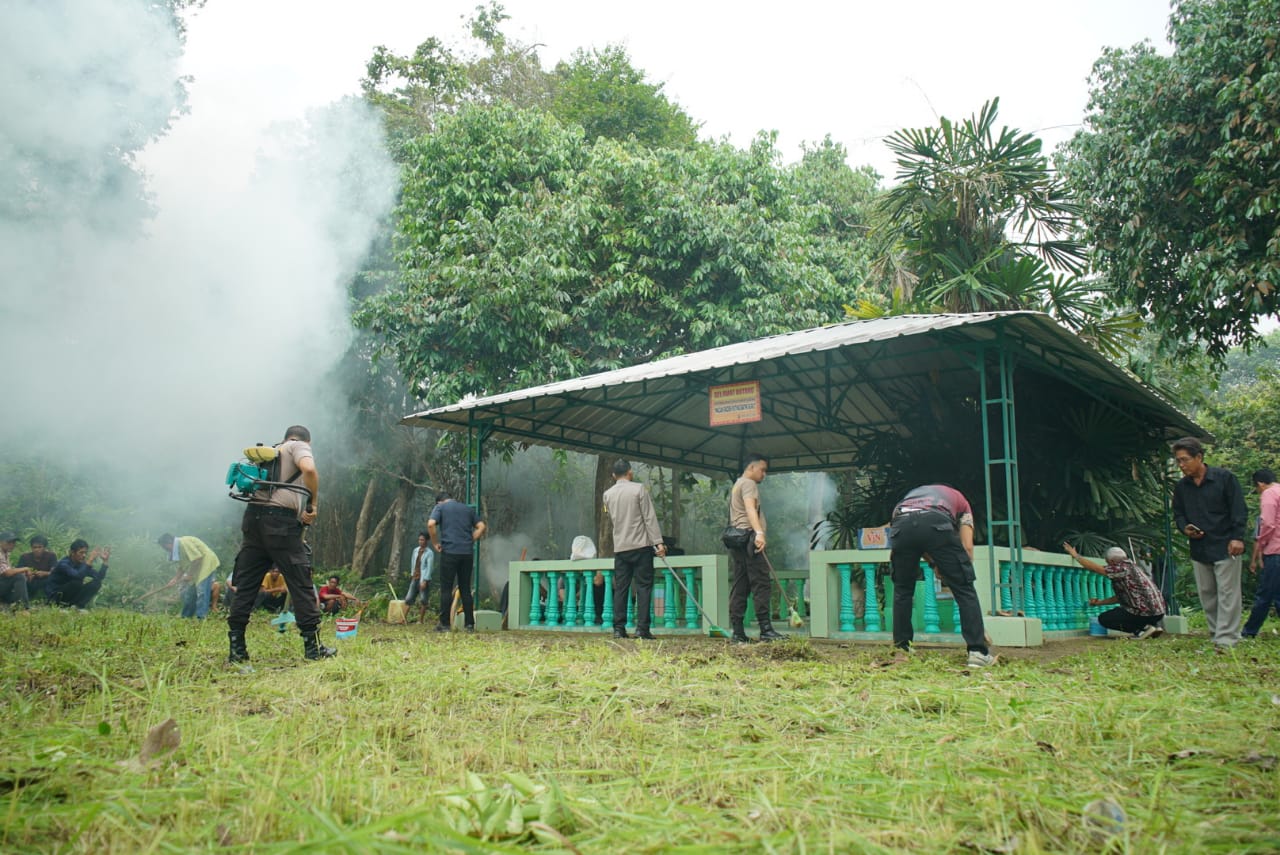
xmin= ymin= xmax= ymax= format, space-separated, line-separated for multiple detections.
xmin=892 ymin=507 xmax=945 ymax=520
xmin=248 ymin=505 xmax=298 ymax=517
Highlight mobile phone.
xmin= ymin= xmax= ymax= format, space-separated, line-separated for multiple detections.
xmin=1187 ymin=524 xmax=1203 ymax=535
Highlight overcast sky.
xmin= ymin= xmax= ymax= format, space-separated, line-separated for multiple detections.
xmin=149 ymin=0 xmax=1175 ymax=185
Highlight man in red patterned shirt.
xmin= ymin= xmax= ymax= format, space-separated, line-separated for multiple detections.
xmin=1063 ymin=542 xmax=1165 ymax=638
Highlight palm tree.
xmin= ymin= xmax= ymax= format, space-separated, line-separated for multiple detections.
xmin=866 ymin=99 xmax=1137 ymax=357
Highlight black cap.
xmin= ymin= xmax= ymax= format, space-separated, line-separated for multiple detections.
xmin=0 ymin=531 xmax=18 ymax=542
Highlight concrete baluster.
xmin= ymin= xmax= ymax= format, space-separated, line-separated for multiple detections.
xmin=545 ymin=571 xmax=561 ymax=626
xmin=999 ymin=562 xmax=1014 ymax=613
xmin=600 ymin=571 xmax=614 ymax=627
xmin=581 ymin=570 xmax=596 ymax=626
xmin=922 ymin=563 xmax=941 ymax=633
xmin=1025 ymin=565 xmax=1042 ymax=623
xmin=683 ymin=568 xmax=699 ymax=629
xmin=663 ymin=568 xmax=678 ymax=628
xmin=528 ymin=571 xmax=543 ymax=626
xmin=564 ymin=572 xmax=579 ymax=626
xmin=863 ymin=564 xmax=880 ymax=632
xmin=1073 ymin=569 xmax=1089 ymax=629
xmin=837 ymin=563 xmax=855 ymax=631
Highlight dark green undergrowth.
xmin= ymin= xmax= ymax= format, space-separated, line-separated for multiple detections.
xmin=0 ymin=610 xmax=1277 ymax=853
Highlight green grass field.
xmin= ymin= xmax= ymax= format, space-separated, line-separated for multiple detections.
xmin=1 ymin=610 xmax=1277 ymax=854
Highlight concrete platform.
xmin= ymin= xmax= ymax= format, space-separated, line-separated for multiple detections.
xmin=986 ymin=615 xmax=1044 ymax=648
xmin=453 ymin=609 xmax=504 ymax=631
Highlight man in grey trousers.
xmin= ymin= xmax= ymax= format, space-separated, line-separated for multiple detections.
xmin=1171 ymin=437 xmax=1247 ymax=650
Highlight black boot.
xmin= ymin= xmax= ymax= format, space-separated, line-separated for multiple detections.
xmin=730 ymin=623 xmax=755 ymax=644
xmin=302 ymin=629 xmax=337 ymax=660
xmin=757 ymin=619 xmax=787 ymax=642
xmin=228 ymin=629 xmax=250 ymax=664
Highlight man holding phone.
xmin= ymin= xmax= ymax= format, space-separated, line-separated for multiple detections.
xmin=1171 ymin=437 xmax=1247 ymax=650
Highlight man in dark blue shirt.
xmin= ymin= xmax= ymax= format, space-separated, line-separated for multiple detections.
xmin=47 ymin=539 xmax=109 ymax=609
xmin=428 ymin=491 xmax=487 ymax=632
xmin=1171 ymin=437 xmax=1247 ymax=649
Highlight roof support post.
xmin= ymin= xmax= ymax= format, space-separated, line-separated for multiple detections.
xmin=976 ymin=335 xmax=1025 ymax=614
xmin=466 ymin=422 xmax=492 ymax=607
xmin=1161 ymin=489 xmax=1181 ymax=615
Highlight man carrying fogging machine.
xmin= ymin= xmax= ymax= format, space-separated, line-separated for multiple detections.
xmin=227 ymin=425 xmax=336 ymax=664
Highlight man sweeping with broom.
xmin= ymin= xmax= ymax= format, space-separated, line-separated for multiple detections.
xmin=726 ymin=453 xmax=787 ymax=644
xmin=602 ymin=460 xmax=666 ymax=640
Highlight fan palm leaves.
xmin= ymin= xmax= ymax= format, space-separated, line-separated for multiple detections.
xmin=868 ymin=99 xmax=1135 ymax=355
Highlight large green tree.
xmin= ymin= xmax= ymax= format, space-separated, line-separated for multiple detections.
xmin=353 ymin=6 xmax=726 ymax=569
xmin=357 ymin=104 xmax=869 ymax=403
xmin=1064 ymin=0 xmax=1280 ymax=359
xmin=550 ymin=45 xmax=700 ymax=148
xmin=356 ymin=106 xmax=876 ymax=551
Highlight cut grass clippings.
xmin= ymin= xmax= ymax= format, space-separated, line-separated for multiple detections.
xmin=0 ymin=609 xmax=1277 ymax=853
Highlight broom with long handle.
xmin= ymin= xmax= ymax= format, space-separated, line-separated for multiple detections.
xmin=657 ymin=554 xmax=731 ymax=638
xmin=759 ymin=550 xmax=806 ymax=628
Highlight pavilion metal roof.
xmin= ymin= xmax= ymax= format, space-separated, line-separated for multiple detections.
xmin=401 ymin=312 xmax=1203 ymax=476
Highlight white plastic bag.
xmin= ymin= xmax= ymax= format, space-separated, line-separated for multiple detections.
xmin=570 ymin=536 xmax=597 ymax=560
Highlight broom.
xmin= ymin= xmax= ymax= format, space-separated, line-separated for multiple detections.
xmin=658 ymin=554 xmax=730 ymax=638
xmin=760 ymin=550 xmax=805 ymax=628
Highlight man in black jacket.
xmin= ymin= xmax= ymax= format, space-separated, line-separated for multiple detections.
xmin=1171 ymin=437 xmax=1247 ymax=650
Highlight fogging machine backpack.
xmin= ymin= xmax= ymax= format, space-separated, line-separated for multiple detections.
xmin=226 ymin=443 xmax=309 ymax=503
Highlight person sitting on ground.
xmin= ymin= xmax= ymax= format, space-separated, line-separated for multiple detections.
xmin=1063 ymin=542 xmax=1165 ymax=638
xmin=16 ymin=534 xmax=57 ymax=597
xmin=318 ymin=575 xmax=360 ymax=615
xmin=210 ymin=573 xmax=236 ymax=614
xmin=0 ymin=532 xmax=31 ymax=609
xmin=255 ymin=567 xmax=288 ymax=612
xmin=47 ymin=539 xmax=110 ymax=609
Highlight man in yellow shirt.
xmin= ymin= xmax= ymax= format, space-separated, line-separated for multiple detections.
xmin=255 ymin=566 xmax=288 ymax=612
xmin=157 ymin=534 xmax=221 ymax=619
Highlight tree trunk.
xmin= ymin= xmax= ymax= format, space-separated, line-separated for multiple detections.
xmin=351 ymin=475 xmax=409 ymax=579
xmin=594 ymin=455 xmax=614 ymax=558
xmin=352 ymin=499 xmax=400 ymax=578
xmin=352 ymin=477 xmax=378 ymax=559
xmin=383 ymin=481 xmax=415 ymax=582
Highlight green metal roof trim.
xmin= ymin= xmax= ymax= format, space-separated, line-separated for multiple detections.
xmin=401 ymin=312 xmax=1203 ymax=476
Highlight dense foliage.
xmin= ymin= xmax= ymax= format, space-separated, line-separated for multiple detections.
xmin=865 ymin=99 xmax=1138 ymax=357
xmin=1065 ymin=0 xmax=1280 ymax=359
xmin=356 ymin=104 xmax=874 ymax=402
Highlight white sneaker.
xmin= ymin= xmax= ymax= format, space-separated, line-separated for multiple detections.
xmin=966 ymin=650 xmax=998 ymax=668
xmin=1134 ymin=624 xmax=1164 ymax=640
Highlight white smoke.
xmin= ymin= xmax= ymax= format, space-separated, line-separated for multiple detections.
xmin=0 ymin=0 xmax=398 ymax=536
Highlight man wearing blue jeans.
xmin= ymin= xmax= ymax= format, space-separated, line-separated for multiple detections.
xmin=1244 ymin=469 xmax=1280 ymax=638
xmin=157 ymin=534 xmax=221 ymax=619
